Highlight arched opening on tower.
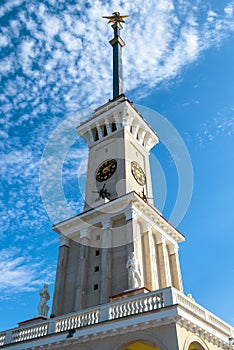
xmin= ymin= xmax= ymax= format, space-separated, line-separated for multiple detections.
xmin=188 ymin=342 xmax=206 ymax=350
xmin=121 ymin=340 xmax=160 ymax=350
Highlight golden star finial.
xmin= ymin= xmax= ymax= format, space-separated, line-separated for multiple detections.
xmin=102 ymin=12 xmax=129 ymax=24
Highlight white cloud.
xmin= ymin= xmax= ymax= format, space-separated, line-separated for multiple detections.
xmin=1 ymin=0 xmax=233 ymax=120
xmin=196 ymin=107 xmax=234 ymax=145
xmin=0 ymin=248 xmax=55 ymax=297
xmin=42 ymin=14 xmax=63 ymax=38
xmin=60 ymin=31 xmax=82 ymax=51
xmin=224 ymin=3 xmax=234 ymax=16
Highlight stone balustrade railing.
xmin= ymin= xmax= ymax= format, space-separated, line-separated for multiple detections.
xmin=55 ymin=309 xmax=100 ymax=333
xmin=0 ymin=287 xmax=233 ymax=347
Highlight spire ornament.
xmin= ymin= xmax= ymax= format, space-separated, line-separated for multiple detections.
xmin=102 ymin=12 xmax=129 ymax=24
xmin=103 ymin=12 xmax=129 ymax=99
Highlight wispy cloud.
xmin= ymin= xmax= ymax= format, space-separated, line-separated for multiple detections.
xmin=196 ymin=106 xmax=234 ymax=145
xmin=1 ymin=0 xmax=234 ymax=120
xmin=0 ymin=248 xmax=55 ymax=299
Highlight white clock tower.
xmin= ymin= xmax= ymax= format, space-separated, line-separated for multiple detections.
xmin=1 ymin=12 xmax=233 ymax=350
xmin=51 ymin=14 xmax=184 ymax=317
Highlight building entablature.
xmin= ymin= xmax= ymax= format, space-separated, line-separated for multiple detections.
xmin=77 ymin=95 xmax=159 ymax=151
xmin=53 ymin=192 xmax=184 ymax=246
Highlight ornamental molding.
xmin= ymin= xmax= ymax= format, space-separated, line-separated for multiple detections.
xmin=53 ymin=192 xmax=184 ymax=246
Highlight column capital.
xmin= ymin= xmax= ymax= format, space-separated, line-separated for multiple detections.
xmin=147 ymin=224 xmax=153 ymax=234
xmin=125 ymin=208 xmax=138 ymax=221
xmin=102 ymin=218 xmax=112 ymax=230
xmin=168 ymin=244 xmax=179 ymax=255
xmin=80 ymin=226 xmax=90 ymax=240
xmin=156 ymin=234 xmax=166 ymax=245
xmin=59 ymin=235 xmax=70 ymax=247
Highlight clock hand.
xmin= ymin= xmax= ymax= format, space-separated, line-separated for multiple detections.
xmin=103 ymin=165 xmax=111 ymax=174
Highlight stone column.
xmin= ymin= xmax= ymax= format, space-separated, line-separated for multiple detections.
xmin=132 ymin=123 xmax=140 ymax=138
xmin=96 ymin=122 xmax=103 ymax=139
xmin=149 ymin=231 xmax=159 ymax=290
xmin=74 ymin=227 xmax=90 ymax=310
xmin=52 ymin=235 xmax=70 ymax=316
xmin=100 ymin=219 xmax=112 ymax=304
xmin=104 ymin=118 xmax=111 ymax=135
xmin=138 ymin=129 xmax=146 ymax=145
xmin=125 ymin=208 xmax=138 ymax=249
xmin=113 ymin=112 xmax=122 ymax=130
xmin=142 ymin=225 xmax=153 ymax=291
xmin=169 ymin=245 xmax=183 ymax=292
xmin=122 ymin=108 xmax=133 ymax=131
xmin=156 ymin=235 xmax=168 ymax=289
xmin=87 ymin=128 xmax=94 ymax=144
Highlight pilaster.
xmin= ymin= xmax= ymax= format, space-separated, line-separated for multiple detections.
xmin=100 ymin=219 xmax=112 ymax=304
xmin=142 ymin=225 xmax=153 ymax=291
xmin=52 ymin=235 xmax=70 ymax=316
xmin=169 ymin=245 xmax=183 ymax=292
xmin=156 ymin=235 xmax=168 ymax=289
xmin=74 ymin=227 xmax=90 ymax=310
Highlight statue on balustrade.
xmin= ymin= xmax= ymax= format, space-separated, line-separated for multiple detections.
xmin=126 ymin=251 xmax=142 ymax=289
xmin=38 ymin=283 xmax=50 ymax=317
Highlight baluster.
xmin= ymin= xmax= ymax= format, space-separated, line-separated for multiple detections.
xmin=146 ymin=296 xmax=151 ymax=311
xmin=143 ymin=298 xmax=147 ymax=312
xmin=133 ymin=300 xmax=137 ymax=315
xmin=116 ymin=305 xmax=120 ymax=318
xmin=96 ymin=310 xmax=100 ymax=323
xmin=156 ymin=294 xmax=161 ymax=308
xmin=151 ymin=295 xmax=156 ymax=310
xmin=134 ymin=299 xmax=139 ymax=314
xmin=127 ymin=301 xmax=131 ymax=315
xmin=84 ymin=313 xmax=88 ymax=326
xmin=74 ymin=316 xmax=78 ymax=328
xmin=80 ymin=315 xmax=84 ymax=327
xmin=111 ymin=305 xmax=115 ymax=320
xmin=77 ymin=315 xmax=81 ymax=328
xmin=109 ymin=306 xmax=113 ymax=320
xmin=123 ymin=302 xmax=128 ymax=316
xmin=160 ymin=293 xmax=164 ymax=307
xmin=139 ymin=298 xmax=144 ymax=313
xmin=118 ymin=304 xmax=122 ymax=318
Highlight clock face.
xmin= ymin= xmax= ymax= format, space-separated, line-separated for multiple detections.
xmin=131 ymin=161 xmax=146 ymax=186
xmin=95 ymin=159 xmax=117 ymax=182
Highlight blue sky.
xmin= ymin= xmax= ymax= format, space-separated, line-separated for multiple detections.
xmin=0 ymin=0 xmax=234 ymax=331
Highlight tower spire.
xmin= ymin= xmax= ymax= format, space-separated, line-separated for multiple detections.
xmin=103 ymin=12 xmax=129 ymax=99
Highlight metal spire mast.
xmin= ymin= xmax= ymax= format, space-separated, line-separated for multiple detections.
xmin=103 ymin=12 xmax=129 ymax=99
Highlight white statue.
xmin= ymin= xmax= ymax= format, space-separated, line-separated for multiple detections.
xmin=38 ymin=283 xmax=50 ymax=317
xmin=126 ymin=251 xmax=142 ymax=289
